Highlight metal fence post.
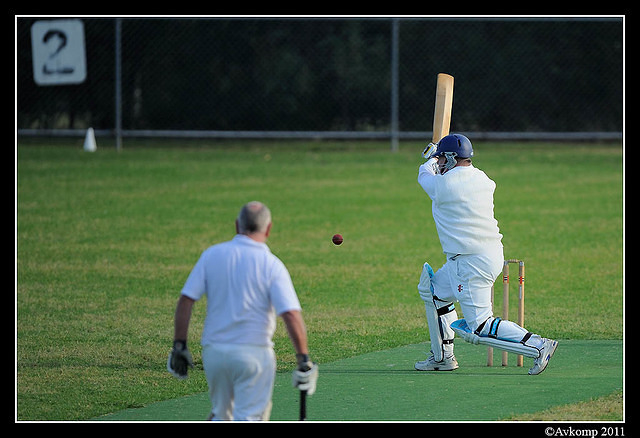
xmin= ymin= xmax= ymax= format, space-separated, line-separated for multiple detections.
xmin=390 ymin=18 xmax=399 ymax=152
xmin=115 ymin=18 xmax=122 ymax=151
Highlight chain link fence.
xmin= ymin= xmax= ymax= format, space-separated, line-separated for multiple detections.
xmin=17 ymin=17 xmax=623 ymax=148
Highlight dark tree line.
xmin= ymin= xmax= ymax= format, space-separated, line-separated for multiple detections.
xmin=17 ymin=18 xmax=622 ymax=133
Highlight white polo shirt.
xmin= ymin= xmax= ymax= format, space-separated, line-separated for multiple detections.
xmin=418 ymin=158 xmax=503 ymax=255
xmin=181 ymin=234 xmax=302 ymax=347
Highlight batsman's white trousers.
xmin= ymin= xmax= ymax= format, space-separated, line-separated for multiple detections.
xmin=202 ymin=343 xmax=275 ymax=421
xmin=431 ymin=248 xmax=503 ymax=333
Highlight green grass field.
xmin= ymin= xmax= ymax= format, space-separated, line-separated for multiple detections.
xmin=16 ymin=139 xmax=624 ymax=421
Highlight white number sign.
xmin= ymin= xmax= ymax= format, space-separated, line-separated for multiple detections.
xmin=31 ymin=19 xmax=87 ymax=86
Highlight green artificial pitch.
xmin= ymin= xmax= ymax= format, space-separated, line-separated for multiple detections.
xmin=96 ymin=339 xmax=622 ymax=421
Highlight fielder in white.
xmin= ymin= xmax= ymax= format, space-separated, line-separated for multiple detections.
xmin=415 ymin=134 xmax=557 ymax=375
xmin=168 ymin=201 xmax=318 ymax=420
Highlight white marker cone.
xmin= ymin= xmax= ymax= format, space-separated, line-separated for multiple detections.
xmin=83 ymin=127 xmax=97 ymax=152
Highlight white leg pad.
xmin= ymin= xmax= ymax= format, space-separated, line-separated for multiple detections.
xmin=424 ymin=301 xmax=457 ymax=361
xmin=450 ymin=319 xmax=540 ymax=359
xmin=418 ymin=263 xmax=457 ymax=362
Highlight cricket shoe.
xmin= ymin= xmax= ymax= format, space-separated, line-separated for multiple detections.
xmin=528 ymin=338 xmax=558 ymax=375
xmin=415 ymin=353 xmax=459 ymax=371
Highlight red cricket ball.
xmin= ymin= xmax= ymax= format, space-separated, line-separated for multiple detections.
xmin=332 ymin=234 xmax=344 ymax=245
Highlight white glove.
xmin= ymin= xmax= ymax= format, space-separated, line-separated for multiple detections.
xmin=422 ymin=142 xmax=438 ymax=160
xmin=292 ymin=354 xmax=319 ymax=395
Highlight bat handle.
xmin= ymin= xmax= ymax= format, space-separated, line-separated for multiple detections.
xmin=299 ymin=389 xmax=307 ymax=421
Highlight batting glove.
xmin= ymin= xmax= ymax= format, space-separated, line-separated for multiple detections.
xmin=422 ymin=142 xmax=438 ymax=160
xmin=167 ymin=340 xmax=194 ymax=380
xmin=292 ymin=354 xmax=319 ymax=396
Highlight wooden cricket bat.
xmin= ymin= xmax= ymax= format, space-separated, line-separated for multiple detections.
xmin=432 ymin=73 xmax=454 ymax=143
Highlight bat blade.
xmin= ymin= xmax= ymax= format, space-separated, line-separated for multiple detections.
xmin=432 ymin=73 xmax=454 ymax=143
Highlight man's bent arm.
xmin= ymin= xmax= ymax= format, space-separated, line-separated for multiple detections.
xmin=174 ymin=295 xmax=195 ymax=343
xmin=418 ymin=157 xmax=439 ymax=199
xmin=280 ymin=310 xmax=309 ymax=356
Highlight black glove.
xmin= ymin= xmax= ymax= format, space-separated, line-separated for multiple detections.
xmin=167 ymin=340 xmax=193 ymax=379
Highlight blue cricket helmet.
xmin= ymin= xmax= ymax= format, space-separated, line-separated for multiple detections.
xmin=433 ymin=134 xmax=474 ymax=174
xmin=435 ymin=134 xmax=474 ymax=159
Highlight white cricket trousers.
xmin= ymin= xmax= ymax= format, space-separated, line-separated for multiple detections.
xmin=431 ymin=249 xmax=504 ymax=332
xmin=202 ymin=343 xmax=276 ymax=421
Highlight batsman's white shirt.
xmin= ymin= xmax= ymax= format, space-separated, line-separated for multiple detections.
xmin=418 ymin=158 xmax=503 ymax=255
xmin=181 ymin=234 xmax=301 ymax=347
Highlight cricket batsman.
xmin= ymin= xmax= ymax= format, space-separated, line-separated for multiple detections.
xmin=415 ymin=134 xmax=558 ymax=375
